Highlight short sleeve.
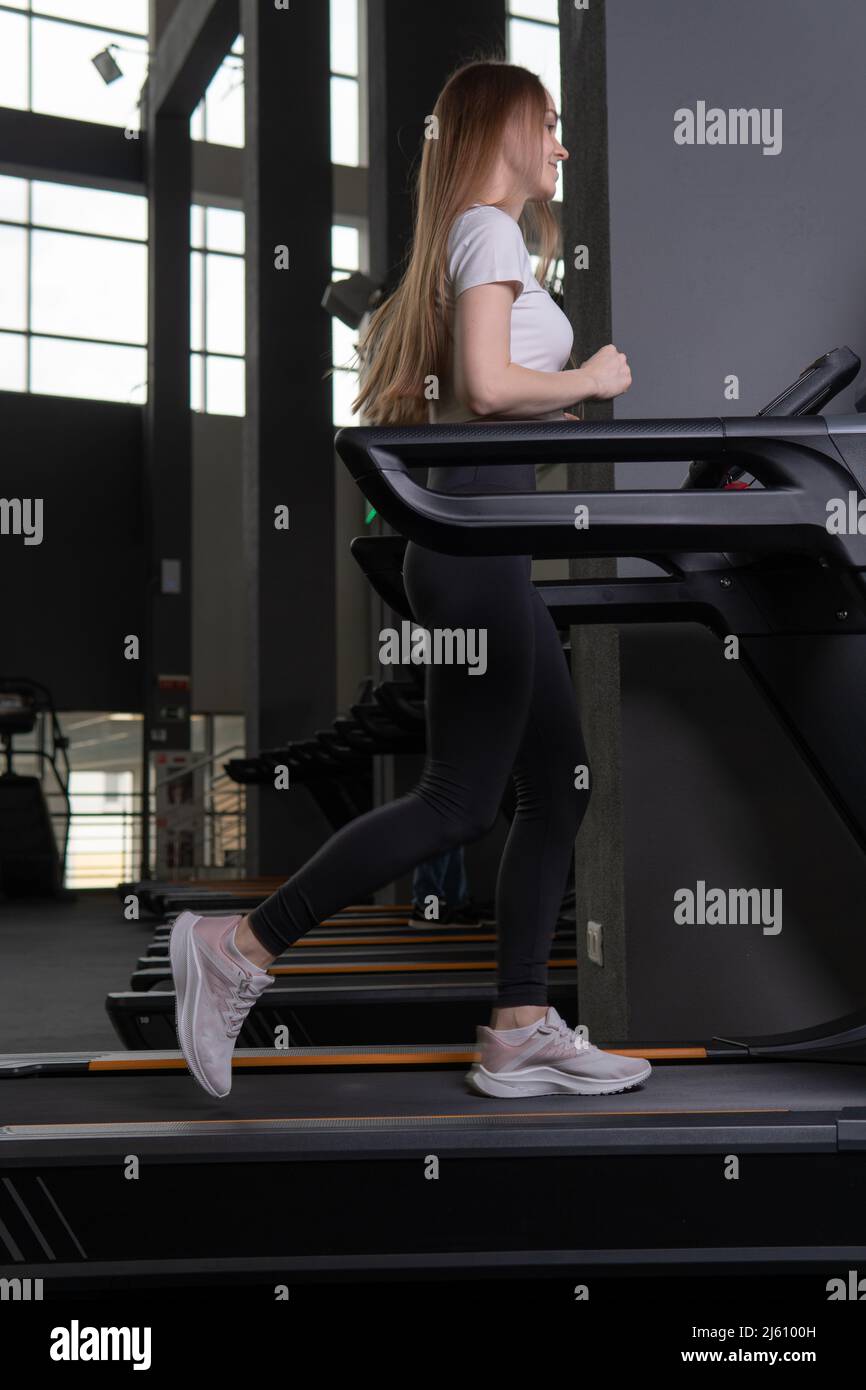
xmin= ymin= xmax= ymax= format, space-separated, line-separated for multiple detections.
xmin=448 ymin=207 xmax=528 ymax=300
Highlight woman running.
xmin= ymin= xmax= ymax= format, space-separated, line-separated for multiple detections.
xmin=171 ymin=58 xmax=650 ymax=1102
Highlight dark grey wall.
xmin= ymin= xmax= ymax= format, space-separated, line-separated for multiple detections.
xmin=192 ymin=412 xmax=244 ymax=712
xmin=192 ymin=410 xmax=371 ymax=719
xmin=603 ymin=0 xmax=866 ymax=1036
xmin=0 ymin=391 xmax=145 ymax=710
xmin=607 ymin=0 xmax=866 ymax=437
xmin=0 ymin=394 xmax=246 ymax=719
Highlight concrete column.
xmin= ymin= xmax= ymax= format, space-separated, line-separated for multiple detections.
xmin=560 ymin=0 xmax=629 ymax=1042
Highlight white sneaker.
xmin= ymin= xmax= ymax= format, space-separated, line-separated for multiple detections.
xmin=466 ymin=1005 xmax=652 ymax=1098
xmin=170 ymin=911 xmax=273 ymax=1098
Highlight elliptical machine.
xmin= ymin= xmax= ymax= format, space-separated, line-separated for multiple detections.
xmin=0 ymin=678 xmax=70 ymax=898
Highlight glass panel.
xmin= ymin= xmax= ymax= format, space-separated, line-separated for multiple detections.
xmin=508 ymin=0 xmax=558 ymax=22
xmin=0 ymin=175 xmax=28 ymax=224
xmin=59 ymin=714 xmax=143 ymax=888
xmin=190 ymin=250 xmax=204 ymax=353
xmin=0 ymin=12 xmax=29 ymax=110
xmin=190 ymin=100 xmax=205 ymax=142
xmin=65 ymin=768 xmax=138 ymax=890
xmin=332 ymin=224 xmax=360 ymax=271
xmin=214 ymin=713 xmax=245 ymax=749
xmin=202 ymin=55 xmax=244 ymax=148
xmin=508 ymin=18 xmax=561 ymax=203
xmin=330 ymin=0 xmax=358 ymax=75
xmin=32 ymin=181 xmax=147 ymax=239
xmin=205 ymin=253 xmax=244 ymax=356
xmin=508 ymin=18 xmax=560 ymax=117
xmin=190 ymin=352 xmax=204 ymax=412
xmin=331 ymin=75 xmax=359 ymax=166
xmin=190 ymin=204 xmax=205 ymax=250
xmin=0 ymin=225 xmax=27 ymax=331
xmin=0 ymin=331 xmax=27 ymax=392
xmin=31 ymin=336 xmax=147 ymax=403
xmin=31 ymin=18 xmax=149 ymax=130
xmin=206 ymin=206 xmax=244 ymax=255
xmin=32 ymin=2 xmax=150 ymax=34
xmin=206 ymin=355 xmax=244 ymax=416
xmin=32 ymin=229 xmax=147 ymax=343
xmin=331 ymin=315 xmax=357 ymax=372
xmin=331 ymin=368 xmax=358 ymax=427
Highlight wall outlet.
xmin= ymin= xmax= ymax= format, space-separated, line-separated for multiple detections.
xmin=587 ymin=919 xmax=603 ymax=967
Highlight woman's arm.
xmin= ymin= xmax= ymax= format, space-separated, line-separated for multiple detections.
xmin=453 ymin=281 xmax=631 ymax=419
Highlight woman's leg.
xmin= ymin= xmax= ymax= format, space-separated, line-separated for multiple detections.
xmin=242 ymin=545 xmax=539 ymax=960
xmin=493 ymin=584 xmax=591 ymax=1013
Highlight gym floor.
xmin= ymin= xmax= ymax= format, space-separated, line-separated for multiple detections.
xmin=0 ymin=892 xmax=141 ymax=1052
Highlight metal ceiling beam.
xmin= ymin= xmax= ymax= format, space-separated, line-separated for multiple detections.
xmin=144 ymin=0 xmax=239 ymax=118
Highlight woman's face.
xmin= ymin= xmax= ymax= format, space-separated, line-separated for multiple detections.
xmin=534 ymin=89 xmax=568 ymax=201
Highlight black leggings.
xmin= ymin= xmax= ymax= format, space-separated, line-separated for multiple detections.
xmin=249 ymin=542 xmax=591 ymax=1006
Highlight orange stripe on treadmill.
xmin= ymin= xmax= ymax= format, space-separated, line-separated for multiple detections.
xmin=90 ymin=1051 xmax=478 ymax=1070
xmin=603 ymin=1047 xmax=709 ymax=1059
xmin=266 ymin=958 xmax=578 ymax=975
xmin=318 ymin=917 xmax=409 ymax=927
xmin=344 ymin=904 xmax=412 ymax=912
xmin=88 ymin=1044 xmax=708 ymax=1071
xmin=298 ymin=934 xmax=498 ymax=947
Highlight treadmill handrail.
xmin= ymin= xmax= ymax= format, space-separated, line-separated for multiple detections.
xmin=335 ymin=416 xmax=866 ymax=562
xmin=338 ymin=416 xmax=725 ymax=469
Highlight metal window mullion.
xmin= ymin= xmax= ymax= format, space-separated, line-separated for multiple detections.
xmin=7 ymin=220 xmax=149 ymax=246
xmin=202 ymin=249 xmax=208 ymax=410
xmin=506 ymin=3 xmax=557 ymax=27
xmin=25 ymin=175 xmax=32 ymax=390
xmin=25 ymin=1 xmax=33 ymax=112
xmin=8 ymin=4 xmax=147 ymax=42
xmin=28 ymin=328 xmax=146 ymax=349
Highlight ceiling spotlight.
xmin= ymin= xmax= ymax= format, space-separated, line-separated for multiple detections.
xmin=92 ymin=46 xmax=123 ymax=84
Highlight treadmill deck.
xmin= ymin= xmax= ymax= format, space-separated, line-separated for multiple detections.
xmin=2 ymin=1052 xmax=865 ymax=1158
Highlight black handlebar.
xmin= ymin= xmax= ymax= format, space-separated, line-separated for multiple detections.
xmin=686 ymin=346 xmax=861 ymax=489
xmin=335 ymin=346 xmax=866 ymax=565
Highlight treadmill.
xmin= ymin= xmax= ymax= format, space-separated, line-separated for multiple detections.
xmin=4 ymin=349 xmax=866 ymax=1291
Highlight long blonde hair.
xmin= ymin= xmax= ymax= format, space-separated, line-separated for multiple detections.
xmin=352 ymin=59 xmax=565 ymax=427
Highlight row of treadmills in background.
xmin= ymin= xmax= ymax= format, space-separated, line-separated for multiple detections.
xmin=110 ymin=872 xmax=577 ymax=1049
xmin=222 ymin=669 xmax=425 ymax=826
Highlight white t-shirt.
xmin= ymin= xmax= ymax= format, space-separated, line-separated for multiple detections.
xmin=432 ymin=203 xmax=574 ymax=424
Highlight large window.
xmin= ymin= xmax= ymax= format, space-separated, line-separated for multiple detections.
xmin=330 ymin=223 xmax=362 ymax=426
xmin=330 ymin=0 xmax=360 ymax=167
xmin=0 ymin=175 xmax=363 ymax=420
xmin=190 ymin=203 xmax=245 ymax=416
xmin=190 ymin=34 xmax=244 ymax=148
xmin=0 ymin=173 xmax=148 ymax=401
xmin=0 ymin=1 xmax=149 ymax=131
xmin=189 ymin=0 xmax=361 ymax=162
xmin=49 ymin=711 xmax=246 ymax=887
xmin=0 ymin=2 xmax=365 ymax=418
xmin=508 ymin=0 xmax=562 ymax=205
